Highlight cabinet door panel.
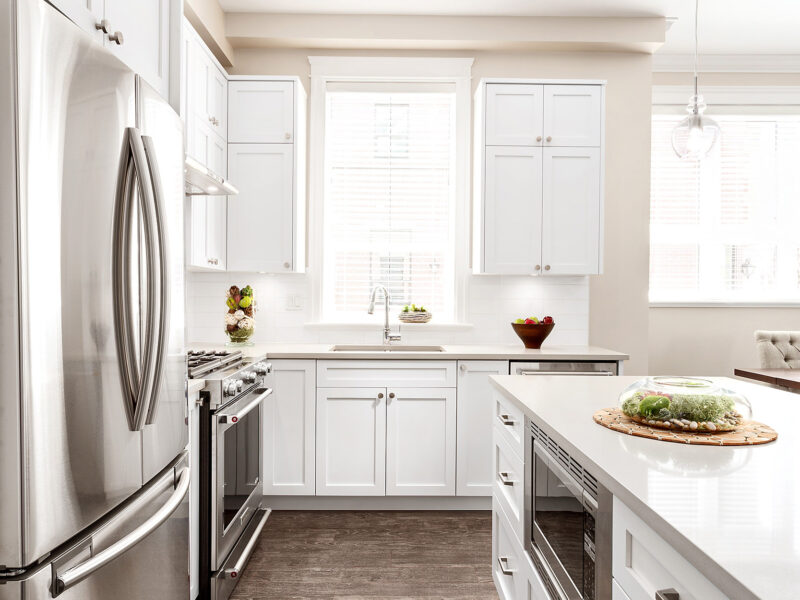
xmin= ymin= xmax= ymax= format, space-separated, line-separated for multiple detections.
xmin=316 ymin=388 xmax=386 ymax=496
xmin=207 ymin=63 xmax=227 ymax=139
xmin=229 ymin=81 xmax=294 ymax=143
xmin=484 ymin=146 xmax=542 ymax=274
xmin=49 ymin=0 xmax=104 ymax=40
xmin=456 ymin=361 xmax=508 ymax=496
xmin=386 ymin=388 xmax=455 ymax=496
xmin=105 ymin=0 xmax=170 ymax=99
xmin=227 ymin=144 xmax=294 ymax=272
xmin=543 ymin=85 xmax=602 ymax=147
xmin=485 ymin=84 xmax=543 ymax=146
xmin=264 ymin=360 xmax=316 ymax=495
xmin=541 ymin=147 xmax=601 ymax=275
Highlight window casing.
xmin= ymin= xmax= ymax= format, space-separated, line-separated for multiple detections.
xmin=650 ymin=104 xmax=800 ymax=305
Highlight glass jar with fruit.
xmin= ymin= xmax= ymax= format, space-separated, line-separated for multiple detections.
xmin=225 ymin=285 xmax=255 ymax=345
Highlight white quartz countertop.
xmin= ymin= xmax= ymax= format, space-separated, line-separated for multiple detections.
xmin=187 ymin=342 xmax=628 ymax=362
xmin=489 ymin=374 xmax=799 ymax=600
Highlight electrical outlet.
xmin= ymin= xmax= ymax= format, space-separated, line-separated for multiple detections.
xmin=286 ymin=294 xmax=304 ymax=311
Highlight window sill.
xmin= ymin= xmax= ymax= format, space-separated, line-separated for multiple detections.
xmin=304 ymin=321 xmax=474 ymax=331
xmin=650 ymin=301 xmax=800 ymax=308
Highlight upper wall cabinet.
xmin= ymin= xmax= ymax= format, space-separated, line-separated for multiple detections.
xmin=51 ymin=0 xmax=174 ymax=101
xmin=229 ymin=81 xmax=295 ymax=144
xmin=227 ymin=77 xmax=306 ymax=273
xmin=474 ymin=79 xmax=604 ymax=276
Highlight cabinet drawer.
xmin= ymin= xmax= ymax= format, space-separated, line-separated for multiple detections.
xmin=493 ymin=499 xmax=524 ymax=600
xmin=493 ymin=390 xmax=525 ymax=460
xmin=493 ymin=431 xmax=525 ymax=545
xmin=317 ymin=360 xmax=456 ymax=388
xmin=612 ymin=497 xmax=727 ymax=600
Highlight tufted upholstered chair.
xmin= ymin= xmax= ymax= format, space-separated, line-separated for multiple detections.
xmin=754 ymin=331 xmax=800 ymax=369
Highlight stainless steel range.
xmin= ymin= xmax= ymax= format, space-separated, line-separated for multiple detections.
xmin=191 ymin=352 xmax=273 ymax=600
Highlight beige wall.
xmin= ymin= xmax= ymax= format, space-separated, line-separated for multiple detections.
xmin=648 ymin=72 xmax=800 ymax=376
xmin=184 ymin=0 xmax=234 ymax=67
xmin=232 ymin=48 xmax=654 ymax=373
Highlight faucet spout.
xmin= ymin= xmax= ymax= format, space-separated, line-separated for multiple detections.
xmin=367 ymin=285 xmax=401 ymax=345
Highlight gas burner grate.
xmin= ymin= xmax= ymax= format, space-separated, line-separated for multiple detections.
xmin=187 ymin=349 xmax=243 ymax=378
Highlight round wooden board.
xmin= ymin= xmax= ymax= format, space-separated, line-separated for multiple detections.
xmin=593 ymin=407 xmax=777 ymax=446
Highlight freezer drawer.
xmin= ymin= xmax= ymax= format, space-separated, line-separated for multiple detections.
xmin=510 ymin=360 xmax=618 ymax=376
xmin=0 ymin=453 xmax=190 ymax=600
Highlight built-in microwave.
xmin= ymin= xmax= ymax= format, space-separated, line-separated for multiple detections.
xmin=524 ymin=419 xmax=612 ymax=600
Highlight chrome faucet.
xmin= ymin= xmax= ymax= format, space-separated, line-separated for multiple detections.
xmin=368 ymin=285 xmax=401 ymax=345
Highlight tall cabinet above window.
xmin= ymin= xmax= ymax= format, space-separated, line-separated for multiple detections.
xmin=473 ymin=79 xmax=605 ymax=275
xmin=227 ymin=78 xmax=306 ymax=273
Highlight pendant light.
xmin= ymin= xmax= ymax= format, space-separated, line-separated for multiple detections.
xmin=671 ymin=0 xmax=720 ymax=160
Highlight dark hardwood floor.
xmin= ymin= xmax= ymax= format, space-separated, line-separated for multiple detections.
xmin=229 ymin=510 xmax=498 ymax=600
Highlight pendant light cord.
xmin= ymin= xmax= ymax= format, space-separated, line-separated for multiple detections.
xmin=693 ymin=0 xmax=699 ymax=97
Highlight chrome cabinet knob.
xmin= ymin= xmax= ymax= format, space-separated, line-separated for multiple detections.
xmin=284 ymin=132 xmax=291 ymax=140
xmin=544 ymin=265 xmax=551 ymax=271
xmin=107 ymin=30 xmax=124 ymax=45
xmin=377 ymin=393 xmax=384 ymax=399
xmin=546 ymin=136 xmax=552 ymax=142
xmin=536 ymin=136 xmax=542 ymax=142
xmin=95 ymin=19 xmax=110 ymax=33
xmin=388 ymin=392 xmax=395 ymax=399
xmin=283 ymin=262 xmax=290 ymax=269
xmin=534 ymin=264 xmax=541 ymax=271
xmin=459 ymin=364 xmax=468 ymax=372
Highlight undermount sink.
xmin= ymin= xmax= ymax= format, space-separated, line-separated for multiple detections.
xmin=329 ymin=344 xmax=446 ymax=352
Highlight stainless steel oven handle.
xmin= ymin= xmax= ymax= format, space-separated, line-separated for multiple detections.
xmin=224 ymin=509 xmax=271 ymax=579
xmin=219 ymin=387 xmax=273 ymax=424
xmin=517 ymin=370 xmax=613 ymax=376
xmin=53 ymin=465 xmax=189 ymax=596
xmin=655 ymin=590 xmax=680 ymax=600
xmin=533 ymin=442 xmax=584 ymax=501
xmin=497 ymin=556 xmax=516 ymax=575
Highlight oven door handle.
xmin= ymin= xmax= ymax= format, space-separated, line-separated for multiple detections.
xmin=218 ymin=387 xmax=273 ymax=424
xmin=517 ymin=370 xmax=613 ymax=376
xmin=224 ymin=509 xmax=271 ymax=579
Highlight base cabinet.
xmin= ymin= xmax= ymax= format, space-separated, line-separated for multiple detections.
xmin=456 ymin=361 xmax=509 ymax=496
xmin=386 ymin=388 xmax=456 ymax=496
xmin=263 ymin=360 xmax=316 ymax=495
xmin=316 ymin=387 xmax=387 ymax=496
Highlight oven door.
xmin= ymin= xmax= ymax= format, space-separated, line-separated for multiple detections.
xmin=530 ymin=439 xmax=595 ymax=600
xmin=212 ymin=386 xmax=272 ymax=569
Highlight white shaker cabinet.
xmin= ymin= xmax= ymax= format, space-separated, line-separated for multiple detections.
xmin=227 ymin=144 xmax=295 ymax=272
xmin=316 ymin=387 xmax=387 ymax=496
xmin=456 ymin=361 xmax=509 ymax=496
xmin=53 ymin=0 xmax=174 ymax=101
xmin=483 ymin=146 xmax=543 ymax=274
xmin=543 ymin=84 xmax=602 ymax=147
xmin=541 ymin=147 xmax=601 ymax=275
xmin=474 ymin=79 xmax=604 ymax=276
xmin=226 ymin=77 xmax=306 ymax=273
xmin=263 ymin=360 xmax=316 ymax=495
xmin=228 ymin=81 xmax=295 ymax=144
xmin=485 ymin=84 xmax=544 ymax=147
xmin=386 ymin=388 xmax=456 ymax=496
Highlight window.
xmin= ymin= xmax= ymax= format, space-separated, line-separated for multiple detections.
xmin=650 ymin=109 xmax=800 ymax=304
xmin=309 ymin=57 xmax=472 ymax=323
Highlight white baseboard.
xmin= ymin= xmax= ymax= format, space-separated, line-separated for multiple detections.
xmin=262 ymin=495 xmax=492 ymax=510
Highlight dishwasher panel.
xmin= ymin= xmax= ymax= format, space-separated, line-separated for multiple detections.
xmin=511 ymin=361 xmax=617 ymax=376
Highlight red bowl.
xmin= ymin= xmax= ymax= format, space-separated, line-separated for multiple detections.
xmin=511 ymin=322 xmax=555 ymax=349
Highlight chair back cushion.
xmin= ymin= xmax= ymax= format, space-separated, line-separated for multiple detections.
xmin=754 ymin=330 xmax=800 ymax=369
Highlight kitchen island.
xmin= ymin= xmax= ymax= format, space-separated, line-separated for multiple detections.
xmin=489 ymin=374 xmax=799 ymax=600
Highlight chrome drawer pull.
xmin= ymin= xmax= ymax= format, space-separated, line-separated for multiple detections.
xmin=498 ymin=471 xmax=516 ymax=486
xmin=497 ymin=556 xmax=516 ymax=575
xmin=498 ymin=414 xmax=516 ymax=426
xmin=655 ymin=590 xmax=680 ymax=600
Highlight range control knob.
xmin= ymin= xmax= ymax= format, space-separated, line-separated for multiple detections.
xmin=236 ymin=379 xmax=244 ymax=392
xmin=245 ymin=372 xmax=257 ymax=383
xmin=224 ymin=381 xmax=238 ymax=396
xmin=254 ymin=362 xmax=272 ymax=375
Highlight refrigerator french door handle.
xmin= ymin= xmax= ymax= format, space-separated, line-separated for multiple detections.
xmin=51 ymin=464 xmax=190 ymax=597
xmin=112 ymin=127 xmax=159 ymax=431
xmin=141 ymin=135 xmax=170 ymax=425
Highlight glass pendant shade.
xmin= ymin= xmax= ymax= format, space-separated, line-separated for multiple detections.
xmin=671 ymin=94 xmax=720 ymax=160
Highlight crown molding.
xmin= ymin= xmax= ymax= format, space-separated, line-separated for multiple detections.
xmin=653 ymin=85 xmax=800 ymax=105
xmin=653 ymin=53 xmax=800 ymax=73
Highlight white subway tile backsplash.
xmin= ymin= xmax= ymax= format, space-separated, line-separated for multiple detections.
xmin=186 ymin=271 xmax=590 ymax=345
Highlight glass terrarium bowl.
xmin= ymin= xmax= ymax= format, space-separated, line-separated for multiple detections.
xmin=618 ymin=376 xmax=751 ymax=433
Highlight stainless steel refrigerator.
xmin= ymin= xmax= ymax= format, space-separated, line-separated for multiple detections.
xmin=0 ymin=0 xmax=189 ymax=598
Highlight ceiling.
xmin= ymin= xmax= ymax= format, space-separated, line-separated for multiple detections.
xmin=217 ymin=0 xmax=800 ymax=55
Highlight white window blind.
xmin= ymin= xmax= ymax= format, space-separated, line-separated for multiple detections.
xmin=650 ymin=111 xmax=800 ymax=303
xmin=321 ymin=85 xmax=457 ymax=321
